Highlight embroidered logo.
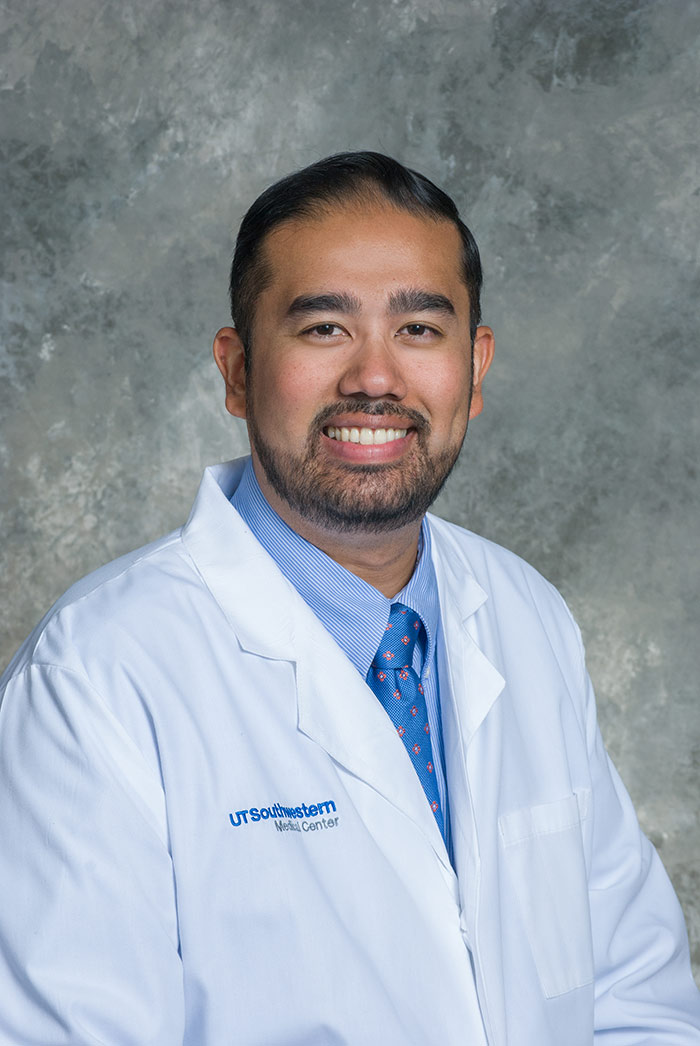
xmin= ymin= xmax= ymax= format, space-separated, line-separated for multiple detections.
xmin=229 ymin=798 xmax=337 ymax=829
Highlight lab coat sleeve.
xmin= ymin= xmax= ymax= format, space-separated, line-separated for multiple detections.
xmin=0 ymin=662 xmax=185 ymax=1046
xmin=578 ymin=642 xmax=700 ymax=1040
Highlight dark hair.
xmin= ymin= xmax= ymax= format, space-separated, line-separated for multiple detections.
xmin=229 ymin=151 xmax=482 ymax=362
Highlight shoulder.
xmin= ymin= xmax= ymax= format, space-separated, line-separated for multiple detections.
xmin=427 ymin=512 xmax=562 ymax=597
xmin=1 ymin=458 xmax=266 ymax=690
xmin=427 ymin=512 xmax=584 ymax=661
xmin=1 ymin=528 xmax=196 ymax=685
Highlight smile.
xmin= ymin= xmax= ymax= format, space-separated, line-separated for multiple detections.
xmin=325 ymin=426 xmax=409 ymax=445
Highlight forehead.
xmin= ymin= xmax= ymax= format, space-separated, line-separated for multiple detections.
xmin=258 ymin=202 xmax=468 ymax=310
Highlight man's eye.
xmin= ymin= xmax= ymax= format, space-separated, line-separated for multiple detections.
xmin=306 ymin=323 xmax=342 ymax=337
xmin=402 ymin=323 xmax=437 ymax=337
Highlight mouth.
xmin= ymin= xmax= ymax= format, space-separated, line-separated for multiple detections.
xmin=324 ymin=425 xmax=410 ymax=446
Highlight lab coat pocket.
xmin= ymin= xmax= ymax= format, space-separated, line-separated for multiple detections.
xmin=499 ymin=790 xmax=593 ymax=998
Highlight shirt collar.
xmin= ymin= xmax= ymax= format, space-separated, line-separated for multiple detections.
xmin=230 ymin=458 xmax=439 ymax=677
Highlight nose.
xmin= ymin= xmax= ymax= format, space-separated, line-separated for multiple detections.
xmin=337 ymin=335 xmax=408 ymax=401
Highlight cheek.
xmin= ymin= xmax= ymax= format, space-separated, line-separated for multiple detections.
xmin=250 ymin=361 xmax=326 ymax=433
xmin=419 ymin=361 xmax=472 ymax=431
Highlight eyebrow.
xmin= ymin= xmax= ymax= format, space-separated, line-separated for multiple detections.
xmin=388 ymin=288 xmax=455 ymax=316
xmin=285 ymin=287 xmax=456 ymax=320
xmin=286 ymin=292 xmax=362 ymax=317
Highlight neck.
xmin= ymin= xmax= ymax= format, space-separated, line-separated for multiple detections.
xmin=252 ymin=463 xmax=423 ymax=599
xmin=293 ymin=518 xmax=422 ymax=599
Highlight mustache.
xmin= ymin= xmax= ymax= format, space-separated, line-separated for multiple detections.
xmin=311 ymin=400 xmax=431 ymax=434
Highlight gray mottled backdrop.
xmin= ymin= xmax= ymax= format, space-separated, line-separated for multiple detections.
xmin=1 ymin=0 xmax=699 ymax=980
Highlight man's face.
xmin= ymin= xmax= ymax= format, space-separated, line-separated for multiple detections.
xmin=216 ymin=200 xmax=493 ymax=535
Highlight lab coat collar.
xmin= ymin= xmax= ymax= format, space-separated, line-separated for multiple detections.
xmin=182 ymin=461 xmax=455 ymax=878
xmin=427 ymin=514 xmax=506 ymax=742
xmin=182 ymin=459 xmax=298 ymax=663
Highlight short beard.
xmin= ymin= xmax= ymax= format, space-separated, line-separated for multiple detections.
xmin=248 ymin=399 xmax=466 ymax=534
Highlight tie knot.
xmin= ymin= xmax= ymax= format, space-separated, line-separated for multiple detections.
xmin=372 ymin=602 xmax=422 ymax=668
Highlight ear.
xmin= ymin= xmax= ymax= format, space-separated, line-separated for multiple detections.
xmin=469 ymin=325 xmax=495 ymax=421
xmin=213 ymin=327 xmax=247 ymax=419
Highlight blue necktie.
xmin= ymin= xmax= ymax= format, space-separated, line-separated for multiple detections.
xmin=367 ymin=603 xmax=445 ymax=838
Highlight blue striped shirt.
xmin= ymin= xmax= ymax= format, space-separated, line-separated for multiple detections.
xmin=231 ymin=458 xmax=451 ymax=853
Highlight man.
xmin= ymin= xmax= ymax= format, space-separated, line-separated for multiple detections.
xmin=0 ymin=152 xmax=698 ymax=1045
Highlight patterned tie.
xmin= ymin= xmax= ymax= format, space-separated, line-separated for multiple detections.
xmin=367 ymin=602 xmax=445 ymax=838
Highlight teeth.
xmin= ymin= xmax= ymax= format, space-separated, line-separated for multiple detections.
xmin=326 ymin=426 xmax=409 ymax=445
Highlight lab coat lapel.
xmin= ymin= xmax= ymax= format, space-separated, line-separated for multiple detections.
xmin=294 ymin=633 xmax=452 ymax=872
xmin=428 ymin=514 xmax=506 ymax=745
xmin=429 ymin=515 xmax=506 ymax=931
xmin=183 ymin=463 xmax=452 ymax=873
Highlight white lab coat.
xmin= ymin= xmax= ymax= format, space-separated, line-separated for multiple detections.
xmin=0 ymin=458 xmax=698 ymax=1046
